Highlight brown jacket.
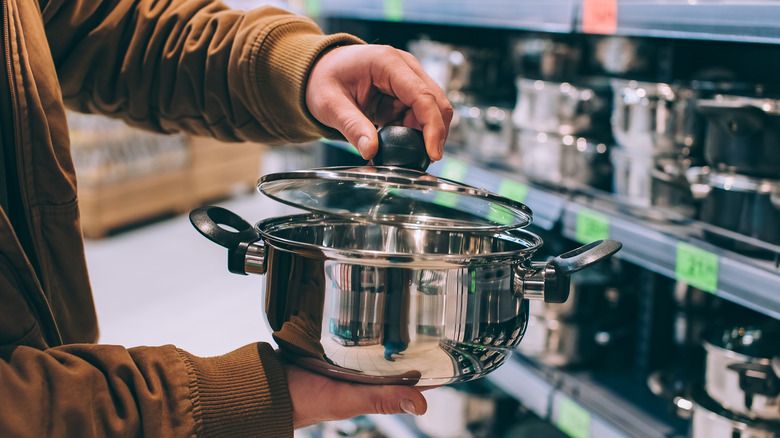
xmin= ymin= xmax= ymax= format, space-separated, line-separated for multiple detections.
xmin=0 ymin=0 xmax=360 ymax=436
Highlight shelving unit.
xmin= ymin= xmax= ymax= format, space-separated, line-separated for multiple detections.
xmin=313 ymin=2 xmax=780 ymax=436
xmin=312 ymin=0 xmax=780 ymax=43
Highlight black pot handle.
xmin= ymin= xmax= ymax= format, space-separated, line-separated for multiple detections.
xmin=189 ymin=206 xmax=262 ymax=275
xmin=727 ymin=362 xmax=780 ymax=397
xmin=545 ymin=240 xmax=623 ymax=303
xmin=371 ymin=126 xmax=431 ymax=172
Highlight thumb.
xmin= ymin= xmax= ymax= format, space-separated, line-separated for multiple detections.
xmin=333 ymin=384 xmax=428 ymax=419
xmin=319 ymin=94 xmax=378 ymax=160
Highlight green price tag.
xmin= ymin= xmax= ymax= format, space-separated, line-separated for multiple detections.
xmin=575 ymin=209 xmax=610 ymax=243
xmin=434 ymin=159 xmax=468 ymax=208
xmin=384 ymin=0 xmax=403 ymax=21
xmin=497 ymin=179 xmax=528 ymax=203
xmin=439 ymin=158 xmax=468 ymax=182
xmin=557 ymin=397 xmax=591 ymax=438
xmin=304 ymin=0 xmax=321 ymax=17
xmin=676 ymin=243 xmax=719 ymax=293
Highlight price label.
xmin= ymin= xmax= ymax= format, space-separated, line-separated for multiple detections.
xmin=434 ymin=159 xmax=468 ymax=208
xmin=676 ymin=243 xmax=719 ymax=293
xmin=384 ymin=0 xmax=403 ymax=21
xmin=439 ymin=158 xmax=468 ymax=182
xmin=304 ymin=0 xmax=321 ymax=18
xmin=575 ymin=209 xmax=610 ymax=243
xmin=497 ymin=179 xmax=529 ymax=203
xmin=582 ymin=0 xmax=618 ymax=34
xmin=557 ymin=397 xmax=591 ymax=438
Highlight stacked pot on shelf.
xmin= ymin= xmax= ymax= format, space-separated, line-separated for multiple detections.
xmin=692 ymin=95 xmax=780 ymax=256
xmin=510 ymin=36 xmax=613 ymax=191
xmin=407 ymin=37 xmax=517 ymax=166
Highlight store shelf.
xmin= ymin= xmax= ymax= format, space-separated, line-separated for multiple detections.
xmin=488 ymin=356 xmax=687 ymax=438
xmin=585 ymin=0 xmax=780 ymax=44
xmin=314 ymin=0 xmax=577 ymax=33
xmin=321 ymin=140 xmax=780 ymax=319
xmin=315 ymin=0 xmax=780 ymax=44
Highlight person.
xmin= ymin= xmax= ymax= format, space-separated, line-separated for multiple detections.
xmin=0 ymin=0 xmax=452 ymax=436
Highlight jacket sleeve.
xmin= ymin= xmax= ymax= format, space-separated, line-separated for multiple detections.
xmin=40 ymin=0 xmax=363 ymax=144
xmin=0 ymin=342 xmax=292 ymax=437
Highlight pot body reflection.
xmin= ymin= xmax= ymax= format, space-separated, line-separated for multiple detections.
xmin=260 ymin=215 xmax=534 ymax=386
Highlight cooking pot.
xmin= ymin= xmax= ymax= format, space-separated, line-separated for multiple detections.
xmin=513 ymin=78 xmax=611 ymax=137
xmin=610 ymin=79 xmax=705 ymax=156
xmin=690 ymin=386 xmax=780 ymax=438
xmin=693 ymin=170 xmax=780 ymax=254
xmin=510 ymin=35 xmax=582 ymax=81
xmin=459 ymin=104 xmax=518 ymax=167
xmin=697 ymin=95 xmax=780 ymax=178
xmin=703 ymin=324 xmax=780 ymax=421
xmin=517 ymin=129 xmax=611 ymax=191
xmin=611 ymin=146 xmax=704 ymax=220
xmin=190 ymin=127 xmax=622 ymax=385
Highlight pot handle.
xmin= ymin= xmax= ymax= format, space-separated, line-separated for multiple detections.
xmin=727 ymin=362 xmax=780 ymax=397
xmin=371 ymin=126 xmax=432 ymax=172
xmin=189 ymin=206 xmax=263 ymax=275
xmin=518 ymin=240 xmax=622 ymax=303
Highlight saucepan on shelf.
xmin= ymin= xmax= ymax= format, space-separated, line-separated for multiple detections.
xmin=190 ymin=126 xmax=622 ymax=386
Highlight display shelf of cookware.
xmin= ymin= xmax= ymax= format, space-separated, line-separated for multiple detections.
xmin=314 ymin=0 xmax=780 ymax=44
xmin=488 ymin=356 xmax=687 ymax=438
xmin=559 ymin=196 xmax=780 ymax=320
xmin=312 ymin=0 xmax=577 ymax=33
xmin=321 ymin=141 xmax=780 ymax=319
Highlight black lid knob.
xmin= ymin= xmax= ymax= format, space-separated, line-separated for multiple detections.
xmin=372 ymin=126 xmax=431 ymax=172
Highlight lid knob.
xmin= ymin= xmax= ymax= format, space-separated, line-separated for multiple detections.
xmin=372 ymin=126 xmax=431 ymax=172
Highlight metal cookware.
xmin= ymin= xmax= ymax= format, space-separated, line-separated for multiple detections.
xmin=459 ymin=104 xmax=518 ymax=167
xmin=703 ymin=325 xmax=780 ymax=421
xmin=694 ymin=171 xmax=780 ymax=253
xmin=190 ymin=127 xmax=622 ymax=385
xmin=510 ymin=35 xmax=582 ymax=81
xmin=611 ymin=146 xmax=703 ymax=220
xmin=610 ymin=79 xmax=705 ymax=156
xmin=513 ymin=78 xmax=611 ymax=137
xmin=517 ymin=129 xmax=611 ymax=191
xmin=691 ymin=387 xmax=780 ymax=438
xmin=697 ymin=95 xmax=780 ymax=178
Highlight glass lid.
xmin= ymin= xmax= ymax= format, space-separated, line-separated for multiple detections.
xmin=257 ymin=165 xmax=533 ymax=231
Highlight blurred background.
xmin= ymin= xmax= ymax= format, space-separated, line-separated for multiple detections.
xmin=82 ymin=1 xmax=780 ymax=437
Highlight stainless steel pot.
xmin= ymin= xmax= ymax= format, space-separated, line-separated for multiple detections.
xmin=697 ymin=95 xmax=780 ymax=178
xmin=513 ymin=78 xmax=611 ymax=137
xmin=703 ymin=325 xmax=780 ymax=421
xmin=459 ymin=104 xmax=518 ymax=166
xmin=510 ymin=35 xmax=582 ymax=81
xmin=695 ymin=171 xmax=780 ymax=253
xmin=611 ymin=146 xmax=702 ymax=220
xmin=517 ymin=129 xmax=611 ymax=191
xmin=610 ymin=79 xmax=704 ymax=155
xmin=691 ymin=387 xmax=780 ymax=438
xmin=190 ymin=127 xmax=622 ymax=385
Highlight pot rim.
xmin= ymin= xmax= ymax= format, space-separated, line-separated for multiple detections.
xmin=255 ymin=213 xmax=545 ymax=267
xmin=705 ymin=171 xmax=780 ymax=194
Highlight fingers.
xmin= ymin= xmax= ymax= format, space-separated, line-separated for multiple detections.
xmin=317 ymin=90 xmax=381 ymax=160
xmin=329 ymin=381 xmax=428 ymax=419
xmin=375 ymin=50 xmax=451 ymax=161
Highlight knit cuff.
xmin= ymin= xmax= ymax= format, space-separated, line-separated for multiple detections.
xmin=249 ymin=19 xmax=364 ymax=143
xmin=177 ymin=343 xmax=292 ymax=437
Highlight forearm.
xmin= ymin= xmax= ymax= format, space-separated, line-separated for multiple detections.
xmin=43 ymin=0 xmax=362 ymax=143
xmin=0 ymin=342 xmax=291 ymax=437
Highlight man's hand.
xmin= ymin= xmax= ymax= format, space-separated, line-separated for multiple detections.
xmin=305 ymin=44 xmax=453 ymax=161
xmin=283 ymin=361 xmax=428 ymax=429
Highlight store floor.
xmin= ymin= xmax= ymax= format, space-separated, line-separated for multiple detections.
xmin=83 ymin=145 xmax=320 ymax=357
xmin=84 ymin=192 xmax=292 ymax=357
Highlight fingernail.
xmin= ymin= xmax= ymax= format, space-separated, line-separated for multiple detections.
xmin=400 ymin=399 xmax=418 ymax=415
xmin=357 ymin=135 xmax=370 ymax=159
xmin=437 ymin=139 xmax=445 ymax=159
